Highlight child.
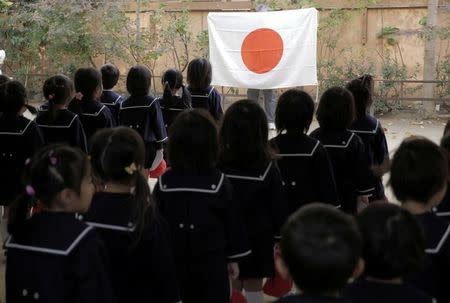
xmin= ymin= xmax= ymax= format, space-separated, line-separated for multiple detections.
xmin=0 ymin=80 xmax=44 ymax=211
xmin=346 ymin=75 xmax=389 ymax=201
xmin=153 ymin=109 xmax=250 ymax=303
xmin=345 ymin=203 xmax=433 ymax=303
xmin=274 ymin=203 xmax=363 ymax=303
xmin=0 ymin=74 xmax=10 ymax=112
xmin=436 ymin=134 xmax=450 ymax=218
xmin=5 ymin=144 xmax=115 ymax=302
xmin=270 ymin=89 xmax=339 ymax=213
xmin=390 ymin=136 xmax=450 ymax=303
xmin=118 ymin=65 xmax=167 ymax=170
xmin=100 ymin=63 xmax=123 ymax=124
xmin=68 ymin=67 xmax=115 ymax=142
xmin=310 ymin=87 xmax=374 ymax=214
xmin=187 ymin=58 xmax=223 ymax=121
xmin=157 ymin=68 xmax=192 ymax=131
xmin=36 ymin=75 xmax=88 ymax=152
xmin=219 ymin=99 xmax=288 ymax=303
xmin=85 ymin=127 xmax=180 ymax=303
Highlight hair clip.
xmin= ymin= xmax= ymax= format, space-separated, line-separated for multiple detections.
xmin=74 ymin=92 xmax=83 ymax=100
xmin=49 ymin=150 xmax=58 ymax=166
xmin=48 ymin=94 xmax=55 ymax=100
xmin=25 ymin=185 xmax=35 ymax=197
xmin=124 ymin=162 xmax=138 ymax=175
xmin=25 ymin=158 xmax=31 ymax=165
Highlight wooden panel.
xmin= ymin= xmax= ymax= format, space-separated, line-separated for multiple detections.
xmin=126 ymin=1 xmax=253 ymax=12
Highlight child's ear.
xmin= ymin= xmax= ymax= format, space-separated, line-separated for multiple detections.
xmin=275 ymin=247 xmax=290 ymax=280
xmin=351 ymin=258 xmax=365 ymax=281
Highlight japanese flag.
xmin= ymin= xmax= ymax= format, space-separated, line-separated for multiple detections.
xmin=208 ymin=8 xmax=318 ymax=89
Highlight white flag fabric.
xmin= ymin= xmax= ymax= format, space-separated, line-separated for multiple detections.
xmin=208 ymin=8 xmax=318 ymax=89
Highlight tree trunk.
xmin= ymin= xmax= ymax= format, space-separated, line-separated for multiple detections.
xmin=423 ymin=0 xmax=438 ymax=113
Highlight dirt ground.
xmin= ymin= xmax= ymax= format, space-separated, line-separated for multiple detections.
xmin=0 ymin=111 xmax=447 ymax=303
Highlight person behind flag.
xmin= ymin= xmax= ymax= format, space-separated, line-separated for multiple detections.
xmin=310 ymin=87 xmax=374 ymax=214
xmin=390 ymin=136 xmax=450 ymax=303
xmin=347 ymin=75 xmax=389 ymax=202
xmin=187 ymin=58 xmax=223 ymax=121
xmin=85 ymin=127 xmax=180 ymax=303
xmin=118 ymin=65 xmax=167 ymax=171
xmin=100 ymin=63 xmax=123 ymax=124
xmin=274 ymin=203 xmax=363 ymax=303
xmin=36 ymin=75 xmax=88 ymax=152
xmin=270 ymin=89 xmax=339 ymax=213
xmin=68 ymin=67 xmax=115 ymax=143
xmin=219 ymin=99 xmax=289 ymax=303
xmin=156 ymin=68 xmax=192 ymax=132
xmin=153 ymin=109 xmax=250 ymax=303
xmin=344 ymin=203 xmax=433 ymax=303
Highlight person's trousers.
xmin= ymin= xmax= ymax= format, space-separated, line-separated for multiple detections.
xmin=247 ymin=89 xmax=276 ymax=123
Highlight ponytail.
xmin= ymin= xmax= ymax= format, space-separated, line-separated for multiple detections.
xmin=162 ymin=81 xmax=174 ymax=108
xmin=181 ymin=85 xmax=192 ymax=109
xmin=130 ymin=171 xmax=154 ymax=246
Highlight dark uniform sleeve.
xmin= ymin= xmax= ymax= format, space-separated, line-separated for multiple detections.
xmin=102 ymin=106 xmax=116 ymax=128
xmin=267 ymin=163 xmax=289 ymax=241
xmin=374 ymin=122 xmax=389 ymax=165
xmin=25 ymin=122 xmax=45 ymax=157
xmin=209 ymin=88 xmax=224 ymax=121
xmin=148 ymin=101 xmax=168 ymax=144
xmin=353 ymin=136 xmax=375 ymax=197
xmin=223 ymin=179 xmax=251 ymax=262
xmin=71 ymin=117 xmax=88 ymax=153
xmin=70 ymin=231 xmax=116 ymax=303
xmin=313 ymin=144 xmax=340 ymax=207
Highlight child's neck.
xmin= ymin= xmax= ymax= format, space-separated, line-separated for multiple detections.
xmin=402 ymin=200 xmax=431 ymax=214
xmin=366 ymin=276 xmax=403 ymax=285
xmin=102 ymin=182 xmax=134 ymax=194
xmin=53 ymin=104 xmax=66 ymax=110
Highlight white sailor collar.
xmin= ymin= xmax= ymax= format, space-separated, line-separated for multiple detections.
xmin=158 ymin=169 xmax=225 ymax=193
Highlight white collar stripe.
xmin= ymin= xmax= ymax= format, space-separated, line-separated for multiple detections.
xmin=86 ymin=221 xmax=136 ymax=232
xmin=349 ymin=120 xmax=380 ymax=134
xmin=228 ymin=250 xmax=252 ymax=259
xmin=225 ymin=162 xmax=273 ymax=181
xmin=425 ymin=224 xmax=450 ymax=254
xmin=80 ymin=105 xmax=106 ymax=117
xmin=38 ymin=115 xmax=78 ymax=128
xmin=159 ymin=173 xmax=225 ymax=194
xmin=323 ymin=133 xmax=355 ymax=149
xmin=0 ymin=120 xmax=33 ymax=135
xmin=5 ymin=225 xmax=93 ymax=256
xmin=277 ymin=141 xmax=320 ymax=157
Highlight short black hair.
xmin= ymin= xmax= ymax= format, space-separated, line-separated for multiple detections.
xmin=390 ymin=137 xmax=448 ymax=204
xmin=43 ymin=74 xmax=74 ymax=105
xmin=168 ymin=109 xmax=218 ymax=172
xmin=357 ymin=202 xmax=425 ymax=279
xmin=74 ymin=67 xmax=102 ymax=100
xmin=275 ymin=89 xmax=315 ymax=133
xmin=187 ymin=58 xmax=212 ymax=90
xmin=127 ymin=65 xmax=151 ymax=96
xmin=444 ymin=119 xmax=450 ymax=137
xmin=2 ymin=80 xmax=27 ymax=113
xmin=281 ymin=203 xmax=361 ymax=295
xmin=316 ymin=87 xmax=355 ymax=130
xmin=346 ymin=78 xmax=371 ymax=118
xmin=0 ymin=74 xmax=10 ymax=86
xmin=219 ymin=99 xmax=272 ymax=169
xmin=441 ymin=134 xmax=450 ymax=173
xmin=100 ymin=64 xmax=120 ymax=90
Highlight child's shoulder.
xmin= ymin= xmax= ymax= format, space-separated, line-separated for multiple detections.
xmin=416 ymin=212 xmax=450 ymax=254
xmin=157 ymin=168 xmax=226 ymax=194
xmin=271 ymin=133 xmax=322 ymax=157
xmin=310 ymin=128 xmax=357 ymax=149
xmin=350 ymin=114 xmax=380 ymax=134
xmin=222 ymin=161 xmax=274 ymax=182
xmin=0 ymin=114 xmax=34 ymax=134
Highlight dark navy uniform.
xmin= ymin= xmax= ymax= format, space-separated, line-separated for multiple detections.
xmin=221 ymin=161 xmax=288 ymax=278
xmin=270 ymin=133 xmax=339 ymax=214
xmin=68 ymin=100 xmax=115 ymax=142
xmin=118 ymin=95 xmax=168 ymax=168
xmin=154 ymin=169 xmax=251 ymax=303
xmin=408 ymin=212 xmax=450 ymax=303
xmin=349 ymin=114 xmax=388 ymax=201
xmin=5 ymin=212 xmax=115 ymax=303
xmin=0 ymin=114 xmax=44 ymax=205
xmin=188 ymin=86 xmax=223 ymax=121
xmin=310 ymin=129 xmax=374 ymax=214
xmin=84 ymin=192 xmax=180 ymax=303
xmin=344 ymin=278 xmax=434 ymax=303
xmin=275 ymin=294 xmax=348 ymax=303
xmin=434 ymin=184 xmax=450 ymax=219
xmin=100 ymin=90 xmax=123 ymax=125
xmin=36 ymin=109 xmax=88 ymax=152
xmin=156 ymin=95 xmax=191 ymax=131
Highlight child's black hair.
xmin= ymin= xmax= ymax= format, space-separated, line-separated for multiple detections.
xmin=0 ymin=74 xmax=10 ymax=112
xmin=1 ymin=80 xmax=36 ymax=114
xmin=357 ymin=202 xmax=425 ymax=279
xmin=187 ymin=58 xmax=212 ymax=90
xmin=90 ymin=127 xmax=153 ymax=242
xmin=275 ymin=89 xmax=315 ymax=133
xmin=316 ymin=87 xmax=355 ymax=130
xmin=8 ymin=145 xmax=89 ymax=235
xmin=280 ymin=203 xmax=361 ymax=295
xmin=219 ymin=99 xmax=273 ymax=169
xmin=71 ymin=67 xmax=102 ymax=114
xmin=161 ymin=68 xmax=191 ymax=108
xmin=168 ymin=109 xmax=218 ymax=172
xmin=100 ymin=63 xmax=120 ymax=90
xmin=43 ymin=75 xmax=74 ymax=122
xmin=443 ymin=119 xmax=450 ymax=137
xmin=126 ymin=65 xmax=151 ymax=96
xmin=390 ymin=137 xmax=448 ymax=204
xmin=0 ymin=74 xmax=10 ymax=86
xmin=441 ymin=134 xmax=450 ymax=173
xmin=346 ymin=78 xmax=371 ymax=118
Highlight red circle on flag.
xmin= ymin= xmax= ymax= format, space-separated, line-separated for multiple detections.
xmin=241 ymin=28 xmax=284 ymax=74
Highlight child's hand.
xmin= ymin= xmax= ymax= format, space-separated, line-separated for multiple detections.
xmin=356 ymin=196 xmax=369 ymax=213
xmin=228 ymin=262 xmax=239 ymax=280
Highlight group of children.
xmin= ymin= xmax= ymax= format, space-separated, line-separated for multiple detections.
xmin=0 ymin=57 xmax=449 ymax=303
